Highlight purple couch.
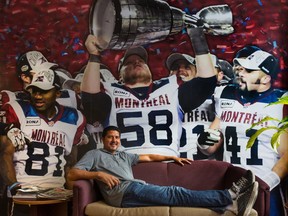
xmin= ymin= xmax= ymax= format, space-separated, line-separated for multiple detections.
xmin=72 ymin=160 xmax=270 ymax=216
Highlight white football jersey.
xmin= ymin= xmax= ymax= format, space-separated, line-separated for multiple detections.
xmin=102 ymin=75 xmax=183 ymax=156
xmin=179 ymin=96 xmax=215 ymax=159
xmin=3 ymin=100 xmax=86 ymax=188
xmin=214 ymin=85 xmax=287 ymax=178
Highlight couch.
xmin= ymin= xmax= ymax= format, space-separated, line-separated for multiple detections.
xmin=72 ymin=160 xmax=270 ymax=216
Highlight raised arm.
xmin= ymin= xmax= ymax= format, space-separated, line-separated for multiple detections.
xmin=81 ymin=35 xmax=112 ymax=124
xmin=81 ymin=35 xmax=102 ymax=94
xmin=179 ymin=28 xmax=217 ymax=112
xmin=187 ymin=28 xmax=216 ymax=79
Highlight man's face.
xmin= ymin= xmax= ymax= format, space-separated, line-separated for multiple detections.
xmin=233 ymin=64 xmax=265 ymax=91
xmin=29 ymin=87 xmax=59 ymax=113
xmin=102 ymin=130 xmax=121 ymax=153
xmin=170 ymin=60 xmax=197 ymax=82
xmin=120 ymin=55 xmax=152 ymax=84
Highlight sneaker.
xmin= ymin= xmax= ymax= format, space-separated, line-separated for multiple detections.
xmin=230 ymin=170 xmax=255 ymax=198
xmin=236 ymin=182 xmax=259 ymax=216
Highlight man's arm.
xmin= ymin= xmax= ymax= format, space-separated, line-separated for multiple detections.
xmin=274 ymin=130 xmax=288 ymax=179
xmin=179 ymin=28 xmax=217 ymax=112
xmin=138 ymin=154 xmax=192 ymax=166
xmin=64 ymin=145 xmax=78 ymax=189
xmin=262 ymin=130 xmax=288 ymax=191
xmin=0 ymin=136 xmax=17 ymax=187
xmin=67 ymin=168 xmax=120 ymax=190
xmin=81 ymin=35 xmax=102 ymax=94
xmin=81 ymin=35 xmax=112 ymax=124
xmin=187 ymin=27 xmax=216 ymax=79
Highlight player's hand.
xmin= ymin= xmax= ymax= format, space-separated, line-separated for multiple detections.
xmin=77 ymin=132 xmax=89 ymax=145
xmin=197 ymin=129 xmax=221 ymax=147
xmin=5 ymin=124 xmax=31 ymax=151
xmin=185 ymin=14 xmax=206 ymax=28
xmin=85 ymin=34 xmax=101 ymax=55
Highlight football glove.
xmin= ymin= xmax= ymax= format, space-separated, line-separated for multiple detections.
xmin=77 ymin=132 xmax=89 ymax=145
xmin=197 ymin=129 xmax=221 ymax=148
xmin=5 ymin=124 xmax=31 ymax=151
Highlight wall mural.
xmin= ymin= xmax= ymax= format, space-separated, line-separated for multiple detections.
xmin=0 ymin=0 xmax=287 ymax=91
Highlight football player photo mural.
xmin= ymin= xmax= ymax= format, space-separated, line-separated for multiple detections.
xmin=0 ymin=0 xmax=287 ymax=215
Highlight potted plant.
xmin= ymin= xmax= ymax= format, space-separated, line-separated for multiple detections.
xmin=246 ymin=96 xmax=288 ymax=150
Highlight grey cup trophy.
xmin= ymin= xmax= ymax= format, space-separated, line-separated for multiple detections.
xmin=89 ymin=0 xmax=234 ymax=50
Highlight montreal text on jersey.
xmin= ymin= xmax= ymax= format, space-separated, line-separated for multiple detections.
xmin=115 ymin=94 xmax=171 ymax=109
xmin=221 ymin=110 xmax=268 ymax=127
xmin=31 ymin=129 xmax=66 ymax=147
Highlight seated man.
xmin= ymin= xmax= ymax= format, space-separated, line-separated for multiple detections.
xmin=68 ymin=126 xmax=259 ymax=216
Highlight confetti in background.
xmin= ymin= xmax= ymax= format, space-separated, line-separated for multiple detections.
xmin=0 ymin=0 xmax=287 ymax=91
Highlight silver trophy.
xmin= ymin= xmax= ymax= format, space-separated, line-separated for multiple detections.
xmin=89 ymin=0 xmax=234 ymax=50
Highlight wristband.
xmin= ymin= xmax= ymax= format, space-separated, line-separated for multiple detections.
xmin=196 ymin=141 xmax=210 ymax=150
xmin=262 ymin=171 xmax=280 ymax=191
xmin=187 ymin=28 xmax=209 ymax=55
xmin=8 ymin=182 xmax=21 ymax=191
xmin=89 ymin=54 xmax=101 ymax=63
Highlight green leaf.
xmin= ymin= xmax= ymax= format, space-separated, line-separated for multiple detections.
xmin=246 ymin=126 xmax=278 ymax=149
xmin=279 ymin=116 xmax=288 ymax=124
xmin=270 ymin=131 xmax=281 ymax=150
xmin=246 ymin=116 xmax=280 ymax=131
xmin=246 ymin=95 xmax=288 ymax=149
xmin=278 ymin=123 xmax=288 ymax=131
xmin=268 ymin=96 xmax=288 ymax=106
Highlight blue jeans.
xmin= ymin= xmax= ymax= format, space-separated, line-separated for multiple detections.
xmin=121 ymin=182 xmax=232 ymax=213
xmin=270 ymin=185 xmax=285 ymax=216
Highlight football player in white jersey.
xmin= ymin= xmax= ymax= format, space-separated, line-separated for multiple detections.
xmin=166 ymin=53 xmax=234 ymax=160
xmin=80 ymin=27 xmax=217 ymax=157
xmin=0 ymin=51 xmax=80 ymax=114
xmin=197 ymin=48 xmax=288 ymax=216
xmin=0 ymin=68 xmax=86 ymax=192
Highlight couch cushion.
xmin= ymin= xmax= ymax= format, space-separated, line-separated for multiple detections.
xmin=85 ymin=201 xmax=258 ymax=216
xmin=132 ymin=162 xmax=170 ymax=186
xmin=170 ymin=207 xmax=258 ymax=216
xmin=167 ymin=161 xmax=231 ymax=190
xmin=85 ymin=201 xmax=169 ymax=216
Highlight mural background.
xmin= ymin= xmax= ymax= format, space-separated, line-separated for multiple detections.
xmin=0 ymin=0 xmax=287 ymax=91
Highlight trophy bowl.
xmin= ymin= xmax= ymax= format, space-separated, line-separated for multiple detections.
xmin=89 ymin=0 xmax=233 ymax=50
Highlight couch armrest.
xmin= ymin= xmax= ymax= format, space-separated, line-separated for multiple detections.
xmin=224 ymin=166 xmax=270 ymax=216
xmin=73 ymin=179 xmax=98 ymax=216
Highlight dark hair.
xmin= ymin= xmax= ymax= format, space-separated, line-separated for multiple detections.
xmin=102 ymin=126 xmax=121 ymax=138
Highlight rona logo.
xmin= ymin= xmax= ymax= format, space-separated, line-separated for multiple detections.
xmin=26 ymin=117 xmax=41 ymax=126
xmin=220 ymin=100 xmax=234 ymax=108
xmin=113 ymin=89 xmax=130 ymax=97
